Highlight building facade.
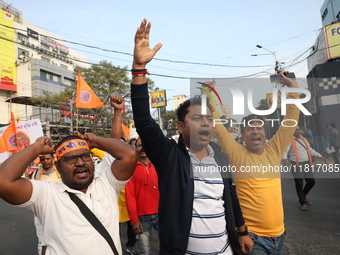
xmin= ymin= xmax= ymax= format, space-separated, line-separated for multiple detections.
xmin=0 ymin=1 xmax=88 ymax=133
xmin=305 ymin=0 xmax=340 ymax=155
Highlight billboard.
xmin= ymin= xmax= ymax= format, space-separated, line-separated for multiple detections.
xmin=150 ymin=90 xmax=167 ymax=108
xmin=41 ymin=35 xmax=69 ymax=54
xmin=266 ymin=92 xmax=281 ymax=109
xmin=307 ymin=22 xmax=340 ymax=72
xmin=0 ymin=9 xmax=17 ymax=92
xmin=324 ymin=22 xmax=340 ymax=59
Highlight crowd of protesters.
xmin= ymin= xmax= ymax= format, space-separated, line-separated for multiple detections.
xmin=1 ymin=19 xmax=340 ymax=255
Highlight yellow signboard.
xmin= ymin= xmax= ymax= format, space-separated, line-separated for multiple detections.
xmin=325 ymin=22 xmax=340 ymax=59
xmin=0 ymin=9 xmax=17 ymax=91
xmin=266 ymin=92 xmax=281 ymax=109
xmin=150 ymin=90 xmax=167 ymax=108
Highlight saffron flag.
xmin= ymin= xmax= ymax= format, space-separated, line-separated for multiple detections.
xmin=76 ymin=71 xmax=104 ymax=108
xmin=0 ymin=112 xmax=18 ymax=153
xmin=121 ymin=124 xmax=131 ymax=140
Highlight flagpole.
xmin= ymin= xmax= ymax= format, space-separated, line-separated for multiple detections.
xmin=76 ymin=108 xmax=79 ymax=132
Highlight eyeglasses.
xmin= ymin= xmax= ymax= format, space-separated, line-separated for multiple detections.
xmin=63 ymin=152 xmax=92 ymax=164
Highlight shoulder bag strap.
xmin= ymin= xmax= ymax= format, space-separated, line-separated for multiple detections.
xmin=66 ymin=191 xmax=119 ymax=255
xmin=295 ymin=138 xmax=307 ymax=150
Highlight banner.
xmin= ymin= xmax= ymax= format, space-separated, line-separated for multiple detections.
xmin=266 ymin=92 xmax=281 ymax=109
xmin=0 ymin=9 xmax=17 ymax=91
xmin=0 ymin=119 xmax=43 ymax=163
xmin=150 ymin=90 xmax=167 ymax=108
xmin=76 ymin=71 xmax=104 ymax=108
xmin=324 ymin=22 xmax=340 ymax=59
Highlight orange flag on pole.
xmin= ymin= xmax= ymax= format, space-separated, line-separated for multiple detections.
xmin=121 ymin=124 xmax=131 ymax=140
xmin=76 ymin=70 xmax=104 ymax=108
xmin=0 ymin=112 xmax=19 ymax=153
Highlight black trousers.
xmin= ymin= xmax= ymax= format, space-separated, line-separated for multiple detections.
xmin=291 ymin=161 xmax=316 ymax=205
xmin=125 ymin=221 xmax=137 ymax=247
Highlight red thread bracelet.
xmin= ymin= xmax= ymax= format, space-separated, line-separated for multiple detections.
xmin=132 ymin=70 xmax=150 ymax=75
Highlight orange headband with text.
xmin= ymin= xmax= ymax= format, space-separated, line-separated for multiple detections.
xmin=55 ymin=139 xmax=90 ymax=159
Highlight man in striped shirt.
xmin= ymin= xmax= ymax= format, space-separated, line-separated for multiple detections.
xmin=130 ymin=19 xmax=253 ymax=255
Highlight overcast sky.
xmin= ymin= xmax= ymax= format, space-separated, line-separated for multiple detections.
xmin=10 ymin=0 xmax=326 ymax=115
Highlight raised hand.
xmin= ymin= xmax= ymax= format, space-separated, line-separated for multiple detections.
xmin=73 ymin=131 xmax=84 ymax=139
xmin=278 ymin=71 xmax=298 ymax=88
xmin=35 ymin=136 xmax=54 ymax=154
xmin=74 ymin=131 xmax=97 ymax=149
xmin=133 ymin=19 xmax=162 ymax=69
xmin=83 ymin=133 xmax=99 ymax=149
xmin=110 ymin=92 xmax=124 ymax=111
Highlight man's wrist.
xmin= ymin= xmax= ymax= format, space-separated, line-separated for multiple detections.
xmin=238 ymin=226 xmax=249 ymax=236
xmin=132 ymin=62 xmax=146 ymax=70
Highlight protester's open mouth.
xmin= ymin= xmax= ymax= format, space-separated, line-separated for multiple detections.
xmin=74 ymin=168 xmax=89 ymax=178
xmin=251 ymin=137 xmax=261 ymax=144
xmin=198 ymin=130 xmax=210 ymax=139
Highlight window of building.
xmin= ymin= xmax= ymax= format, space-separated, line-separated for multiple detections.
xmin=322 ymin=8 xmax=328 ymax=21
xmin=63 ymin=77 xmax=75 ymax=87
xmin=18 ymin=48 xmax=29 ymax=59
xmin=40 ymin=70 xmax=61 ymax=83
xmin=18 ymin=33 xmax=28 ymax=44
xmin=41 ymin=56 xmax=50 ymax=63
xmin=60 ymin=64 xmax=68 ymax=69
xmin=40 ymin=44 xmax=50 ymax=51
xmin=60 ymin=52 xmax=68 ymax=58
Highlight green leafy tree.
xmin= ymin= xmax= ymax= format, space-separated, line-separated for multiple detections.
xmin=162 ymin=109 xmax=178 ymax=137
xmin=31 ymin=60 xmax=157 ymax=137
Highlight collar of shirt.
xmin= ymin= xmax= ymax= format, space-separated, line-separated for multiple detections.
xmin=42 ymin=166 xmax=57 ymax=175
xmin=187 ymin=144 xmax=214 ymax=161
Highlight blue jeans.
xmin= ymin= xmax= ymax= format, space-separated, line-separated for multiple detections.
xmin=138 ymin=214 xmax=159 ymax=255
xmin=246 ymin=231 xmax=286 ymax=255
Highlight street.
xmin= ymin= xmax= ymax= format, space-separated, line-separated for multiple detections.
xmin=0 ymin=177 xmax=339 ymax=255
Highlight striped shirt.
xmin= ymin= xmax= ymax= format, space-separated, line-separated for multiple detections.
xmin=186 ymin=145 xmax=232 ymax=255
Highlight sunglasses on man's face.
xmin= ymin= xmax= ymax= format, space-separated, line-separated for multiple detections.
xmin=63 ymin=152 xmax=92 ymax=164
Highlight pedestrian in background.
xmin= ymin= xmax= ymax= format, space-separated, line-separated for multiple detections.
xmin=126 ymin=138 xmax=159 ymax=255
xmin=283 ymin=125 xmax=326 ymax=211
xmin=327 ymin=123 xmax=340 ymax=164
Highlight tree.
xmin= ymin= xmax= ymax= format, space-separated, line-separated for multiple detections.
xmin=31 ymin=60 xmax=157 ymax=137
xmin=162 ymin=109 xmax=178 ymax=137
xmin=256 ymin=99 xmax=268 ymax=110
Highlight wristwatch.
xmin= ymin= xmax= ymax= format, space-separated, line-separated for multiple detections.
xmin=238 ymin=226 xmax=249 ymax=236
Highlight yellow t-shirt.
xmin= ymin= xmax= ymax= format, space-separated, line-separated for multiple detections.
xmin=213 ymin=92 xmax=300 ymax=237
xmin=118 ymin=187 xmax=130 ymax=223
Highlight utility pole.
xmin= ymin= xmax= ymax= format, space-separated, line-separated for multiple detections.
xmin=158 ymin=107 xmax=163 ymax=131
xmin=69 ymin=92 xmax=75 ymax=134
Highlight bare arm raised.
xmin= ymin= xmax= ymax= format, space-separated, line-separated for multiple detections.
xmin=0 ymin=137 xmax=54 ymax=205
xmin=109 ymin=92 xmax=124 ymax=140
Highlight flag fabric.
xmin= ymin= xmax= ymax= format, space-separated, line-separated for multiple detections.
xmin=0 ymin=112 xmax=18 ymax=153
xmin=121 ymin=124 xmax=131 ymax=140
xmin=76 ymin=71 xmax=104 ymax=108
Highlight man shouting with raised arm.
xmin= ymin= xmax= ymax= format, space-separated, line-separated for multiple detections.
xmin=130 ymin=19 xmax=253 ymax=255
